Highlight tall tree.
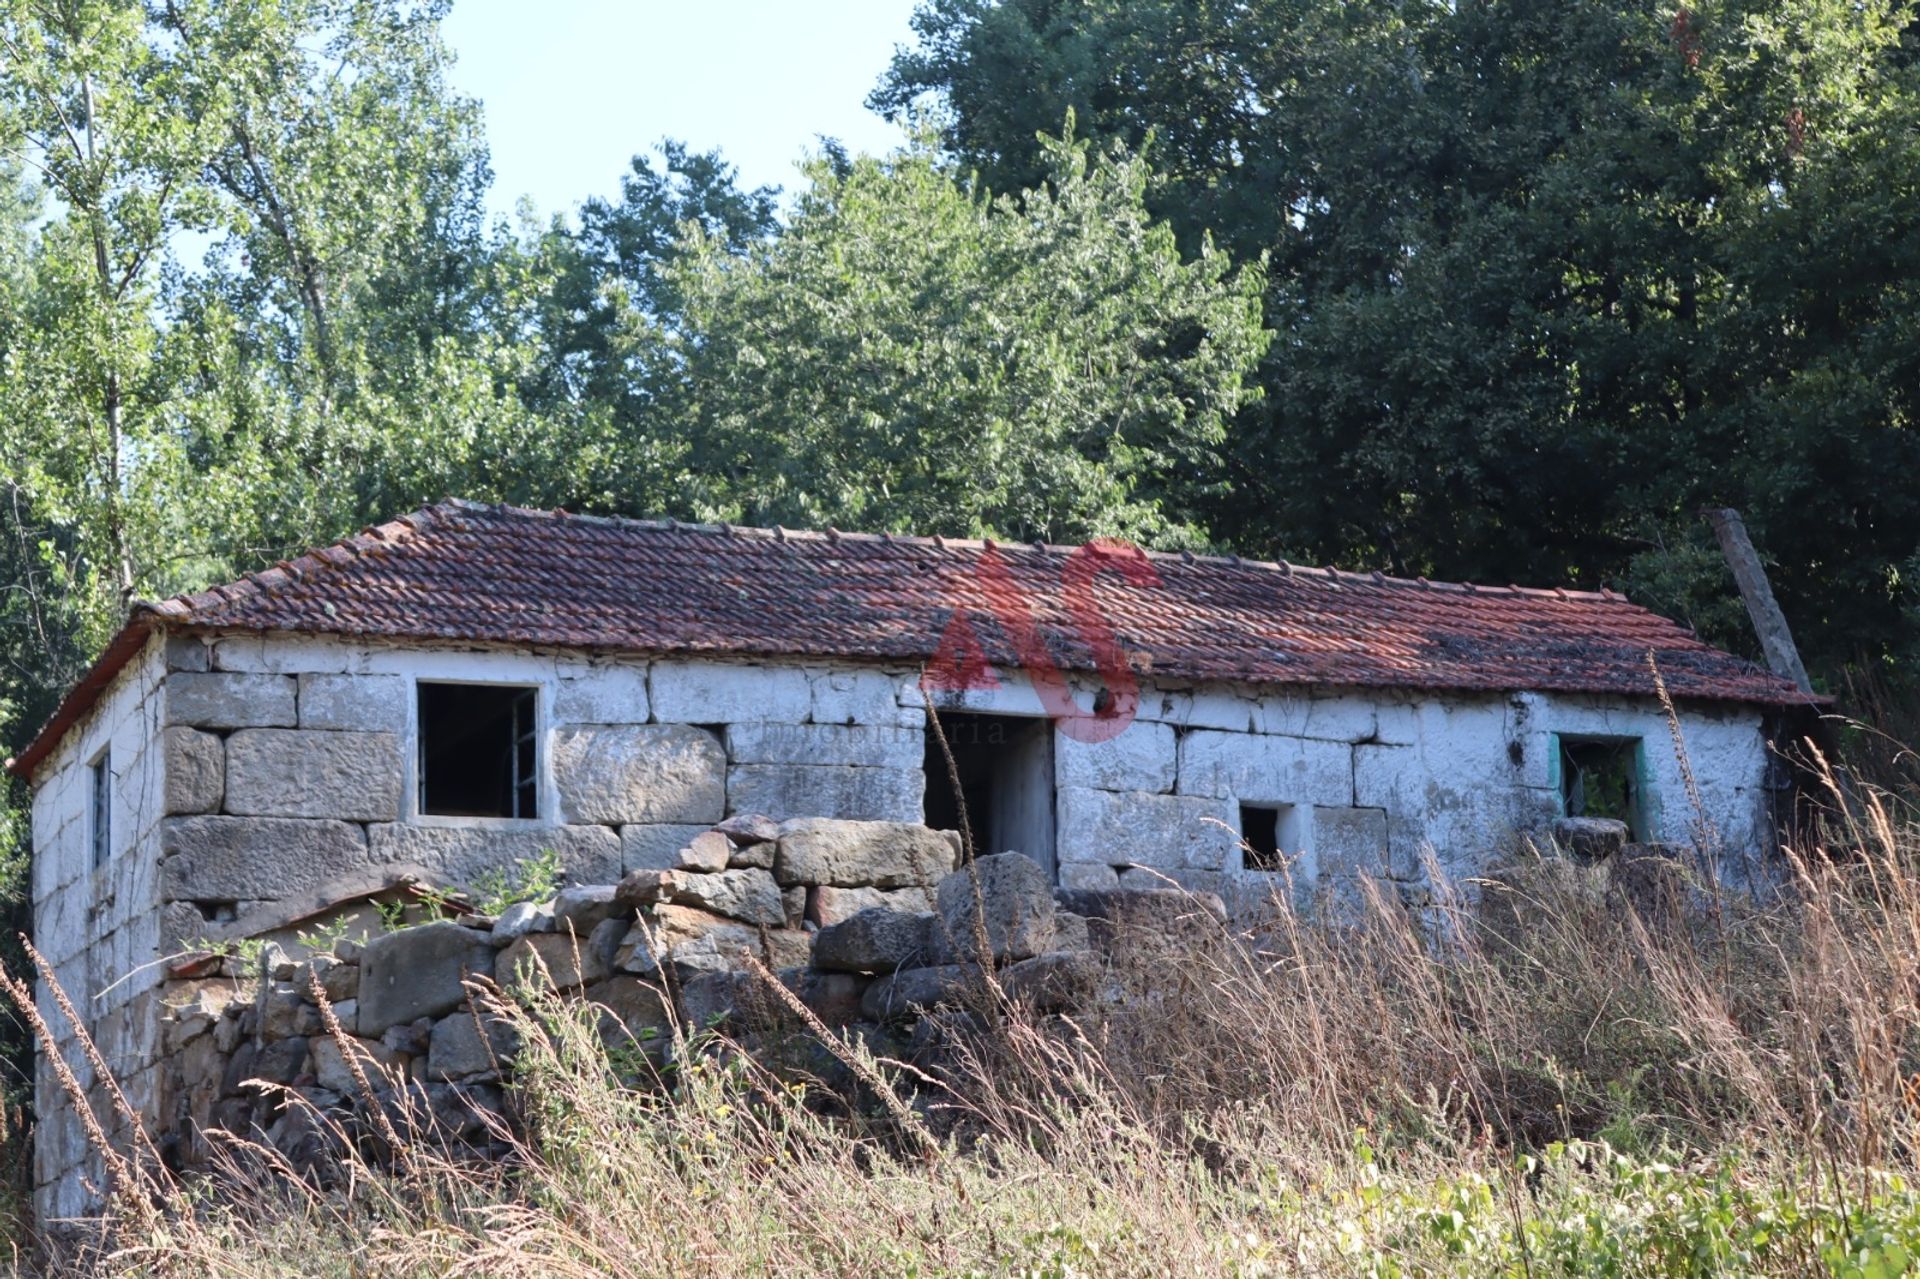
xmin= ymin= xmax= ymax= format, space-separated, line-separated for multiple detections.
xmin=879 ymin=0 xmax=1920 ymax=678
xmin=0 ymin=0 xmax=228 ymax=616
xmin=517 ymin=141 xmax=779 ymax=431
xmin=0 ymin=0 xmax=571 ymax=764
xmin=655 ymin=130 xmax=1270 ymax=545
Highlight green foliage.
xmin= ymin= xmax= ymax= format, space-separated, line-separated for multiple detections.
xmin=880 ymin=0 xmax=1920 ymax=680
xmin=469 ymin=846 xmax=565 ymax=917
xmin=294 ymin=916 xmax=355 ymax=956
xmin=187 ymin=936 xmax=265 ymax=967
xmin=374 ymin=899 xmax=409 ymax=934
xmin=1339 ymin=1141 xmax=1920 ymax=1278
xmin=659 ymin=126 xmax=1270 ymax=546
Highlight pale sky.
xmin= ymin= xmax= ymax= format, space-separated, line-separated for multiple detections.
xmin=442 ymin=0 xmax=923 ymax=224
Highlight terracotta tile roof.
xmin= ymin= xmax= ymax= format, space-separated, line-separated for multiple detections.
xmin=7 ymin=499 xmax=1812 ymax=779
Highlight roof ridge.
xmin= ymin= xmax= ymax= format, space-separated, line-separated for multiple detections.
xmin=447 ymin=499 xmax=1625 ymax=603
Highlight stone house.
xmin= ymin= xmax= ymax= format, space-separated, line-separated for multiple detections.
xmin=7 ymin=498 xmax=1811 ymax=1216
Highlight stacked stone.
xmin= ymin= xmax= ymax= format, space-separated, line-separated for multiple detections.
xmin=152 ymin=821 xmax=1239 ymax=1178
xmin=155 ymin=815 xmax=964 ymax=1168
xmin=800 ymin=851 xmax=1222 ymax=1022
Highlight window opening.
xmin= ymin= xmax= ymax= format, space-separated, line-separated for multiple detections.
xmin=1239 ymin=803 xmax=1282 ymax=871
xmin=419 ymin=683 xmax=539 ymax=818
xmin=1558 ymin=736 xmax=1642 ymax=838
xmin=90 ymin=751 xmax=111 ymax=870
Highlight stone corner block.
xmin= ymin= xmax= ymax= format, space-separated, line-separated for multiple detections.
xmin=163 ymin=634 xmax=211 ymax=672
xmin=161 ymin=726 xmax=224 ymax=815
xmin=164 ymin=672 xmax=295 ymax=729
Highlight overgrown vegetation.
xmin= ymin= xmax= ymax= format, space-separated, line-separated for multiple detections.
xmin=7 ymin=0 xmax=1920 ymax=1267
xmin=7 ymin=763 xmax=1920 ymax=1274
xmin=880 ymin=0 xmax=1920 ymax=683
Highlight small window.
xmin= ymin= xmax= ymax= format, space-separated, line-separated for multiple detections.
xmin=1240 ymin=803 xmax=1281 ymax=871
xmin=90 ymin=751 xmax=111 ymax=871
xmin=1559 ymin=736 xmax=1643 ymax=837
xmin=418 ymin=683 xmax=539 ymax=818
xmin=1239 ymin=802 xmax=1304 ymax=873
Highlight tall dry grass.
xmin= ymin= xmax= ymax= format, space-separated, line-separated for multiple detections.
xmin=14 ymin=758 xmax=1920 ymax=1274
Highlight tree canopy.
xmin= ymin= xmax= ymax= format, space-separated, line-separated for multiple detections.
xmin=6 ymin=0 xmax=1919 ymax=788
xmin=660 ymin=132 xmax=1268 ymax=545
xmin=877 ymin=0 xmax=1920 ymax=678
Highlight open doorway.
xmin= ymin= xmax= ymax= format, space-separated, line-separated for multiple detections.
xmin=924 ymin=712 xmax=1056 ymax=879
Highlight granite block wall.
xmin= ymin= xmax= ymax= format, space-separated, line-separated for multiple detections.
xmin=27 ymin=628 xmax=1774 ymax=1224
xmin=28 ymin=634 xmax=170 ymax=1220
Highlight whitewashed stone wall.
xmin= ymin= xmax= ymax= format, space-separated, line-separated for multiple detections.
xmin=912 ymin=668 xmax=1770 ymax=906
xmin=27 ymin=627 xmax=1773 ymax=1222
xmin=28 ymin=634 xmax=170 ymax=1219
xmin=141 ymin=637 xmax=935 ymax=935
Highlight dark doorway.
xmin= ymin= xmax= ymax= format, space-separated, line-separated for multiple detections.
xmin=925 ymin=712 xmax=1055 ymax=878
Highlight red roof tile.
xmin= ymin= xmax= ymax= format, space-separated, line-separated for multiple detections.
xmin=6 ymin=499 xmax=1812 ymax=779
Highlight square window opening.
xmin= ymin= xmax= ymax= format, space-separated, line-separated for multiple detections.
xmin=1239 ymin=802 xmax=1305 ymax=873
xmin=89 ymin=750 xmax=111 ymax=871
xmin=419 ymin=683 xmax=539 ymax=819
xmin=925 ymin=712 xmax=1055 ymax=879
xmin=1558 ymin=736 xmax=1643 ymax=838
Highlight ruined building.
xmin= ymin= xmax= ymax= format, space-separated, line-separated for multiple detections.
xmin=7 ymin=499 xmax=1812 ymax=1217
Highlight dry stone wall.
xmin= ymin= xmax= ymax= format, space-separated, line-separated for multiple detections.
xmin=152 ymin=817 xmax=1023 ymax=1169
xmin=151 ymin=820 xmax=1225 ymax=1185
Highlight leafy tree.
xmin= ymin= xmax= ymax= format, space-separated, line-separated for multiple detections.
xmin=879 ymin=0 xmax=1920 ymax=679
xmin=0 ymin=0 xmax=228 ymax=625
xmin=657 ymin=129 xmax=1270 ymax=545
xmin=157 ymin=0 xmax=543 ymax=560
xmin=516 ymin=141 xmax=779 ymax=433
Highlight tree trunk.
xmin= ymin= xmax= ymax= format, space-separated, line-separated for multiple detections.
xmin=82 ymin=71 xmax=136 ymax=601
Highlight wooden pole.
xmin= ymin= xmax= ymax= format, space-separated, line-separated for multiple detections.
xmin=1705 ymin=507 xmax=1812 ymax=693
